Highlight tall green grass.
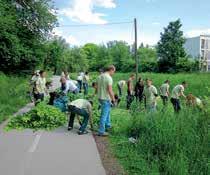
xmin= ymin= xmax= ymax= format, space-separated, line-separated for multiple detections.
xmin=107 ymin=73 xmax=210 ymax=175
xmin=0 ymin=73 xmax=29 ymax=123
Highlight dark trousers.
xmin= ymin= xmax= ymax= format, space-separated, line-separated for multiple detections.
xmin=77 ymin=80 xmax=82 ymax=93
xmin=126 ymin=92 xmax=134 ymax=109
xmin=161 ymin=95 xmax=169 ymax=106
xmin=171 ymin=98 xmax=181 ymax=112
xmin=34 ymin=93 xmax=44 ymax=105
xmin=117 ymin=84 xmax=122 ymax=96
xmin=83 ymin=82 xmax=88 ymax=95
xmin=68 ymin=105 xmax=89 ymax=132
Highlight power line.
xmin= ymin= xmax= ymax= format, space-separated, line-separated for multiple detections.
xmin=57 ymin=21 xmax=133 ymax=28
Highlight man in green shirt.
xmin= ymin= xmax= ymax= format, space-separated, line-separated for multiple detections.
xmin=143 ymin=79 xmax=158 ymax=112
xmin=68 ymin=99 xmax=93 ymax=135
xmin=97 ymin=65 xmax=116 ymax=136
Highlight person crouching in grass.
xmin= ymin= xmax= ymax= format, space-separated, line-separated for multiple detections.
xmin=171 ymin=81 xmax=187 ymax=113
xmin=143 ymin=79 xmax=158 ymax=113
xmin=68 ymin=99 xmax=93 ymax=135
xmin=186 ymin=93 xmax=203 ymax=109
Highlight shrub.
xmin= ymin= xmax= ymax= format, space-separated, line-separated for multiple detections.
xmin=5 ymin=102 xmax=67 ymax=131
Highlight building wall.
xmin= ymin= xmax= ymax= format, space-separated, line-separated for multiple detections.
xmin=184 ymin=36 xmax=200 ymax=59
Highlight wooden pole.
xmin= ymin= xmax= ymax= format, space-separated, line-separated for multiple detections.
xmin=134 ymin=18 xmax=138 ymax=82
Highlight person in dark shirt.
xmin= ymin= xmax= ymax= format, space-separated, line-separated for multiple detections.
xmin=134 ymin=77 xmax=144 ymax=103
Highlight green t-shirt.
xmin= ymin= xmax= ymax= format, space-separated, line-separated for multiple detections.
xmin=97 ymin=73 xmax=113 ymax=100
xmin=143 ymin=85 xmax=158 ymax=106
xmin=160 ymin=83 xmax=169 ymax=97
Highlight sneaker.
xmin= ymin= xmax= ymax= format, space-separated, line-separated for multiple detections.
xmin=98 ymin=132 xmax=109 ymax=137
xmin=78 ymin=130 xmax=88 ymax=135
xmin=68 ymin=127 xmax=73 ymax=131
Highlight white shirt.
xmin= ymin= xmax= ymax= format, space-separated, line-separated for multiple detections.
xmin=117 ymin=80 xmax=126 ymax=88
xmin=63 ymin=80 xmax=78 ymax=94
xmin=171 ymin=85 xmax=185 ymax=99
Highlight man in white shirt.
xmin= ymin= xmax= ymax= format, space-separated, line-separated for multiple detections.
xmin=117 ymin=80 xmax=126 ymax=97
xmin=159 ymin=80 xmax=170 ymax=106
xmin=34 ymin=70 xmax=46 ymax=105
xmin=68 ymin=99 xmax=93 ymax=135
xmin=171 ymin=81 xmax=187 ymax=112
xmin=143 ymin=79 xmax=158 ymax=112
xmin=77 ymin=72 xmax=84 ymax=93
xmin=60 ymin=77 xmax=79 ymax=94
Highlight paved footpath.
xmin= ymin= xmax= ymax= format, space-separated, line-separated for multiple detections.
xmin=0 ymin=76 xmax=106 ymax=175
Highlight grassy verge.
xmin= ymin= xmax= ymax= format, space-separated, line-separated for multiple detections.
xmin=0 ymin=73 xmax=29 ymax=123
xmin=104 ymin=73 xmax=210 ymax=175
xmin=110 ymin=106 xmax=209 ymax=175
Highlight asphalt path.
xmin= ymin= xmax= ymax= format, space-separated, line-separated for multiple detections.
xmin=0 ymin=76 xmax=106 ymax=175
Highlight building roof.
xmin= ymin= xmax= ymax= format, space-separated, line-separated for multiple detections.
xmin=186 ymin=35 xmax=210 ymax=40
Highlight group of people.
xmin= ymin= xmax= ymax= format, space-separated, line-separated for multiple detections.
xmin=117 ymin=74 xmax=202 ymax=113
xmin=30 ymin=65 xmax=202 ymax=137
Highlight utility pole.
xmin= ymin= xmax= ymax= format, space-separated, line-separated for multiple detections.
xmin=134 ymin=18 xmax=138 ymax=82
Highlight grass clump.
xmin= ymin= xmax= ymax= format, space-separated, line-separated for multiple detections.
xmin=110 ymin=104 xmax=209 ymax=175
xmin=5 ymin=102 xmax=67 ymax=131
xmin=0 ymin=72 xmax=29 ymax=123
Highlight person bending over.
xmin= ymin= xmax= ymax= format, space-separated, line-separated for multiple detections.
xmin=117 ymin=80 xmax=126 ymax=97
xmin=171 ymin=81 xmax=187 ymax=113
xmin=68 ymin=99 xmax=93 ymax=135
xmin=60 ymin=77 xmax=79 ymax=94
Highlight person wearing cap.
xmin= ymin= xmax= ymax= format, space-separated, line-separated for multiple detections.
xmin=68 ymin=99 xmax=93 ymax=135
xmin=171 ymin=81 xmax=187 ymax=112
xmin=143 ymin=79 xmax=158 ymax=112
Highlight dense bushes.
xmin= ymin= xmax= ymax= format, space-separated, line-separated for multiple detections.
xmin=5 ymin=102 xmax=67 ymax=131
xmin=0 ymin=72 xmax=29 ymax=123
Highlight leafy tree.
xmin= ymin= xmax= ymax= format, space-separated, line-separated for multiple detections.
xmin=157 ymin=19 xmax=186 ymax=73
xmin=44 ymin=36 xmax=69 ymax=74
xmin=107 ymin=41 xmax=133 ymax=72
xmin=0 ymin=0 xmax=57 ymax=74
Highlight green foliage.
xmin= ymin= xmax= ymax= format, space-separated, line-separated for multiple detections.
xmin=0 ymin=0 xmax=57 ymax=74
xmin=176 ymin=57 xmax=199 ymax=72
xmin=109 ymin=73 xmax=210 ymax=175
xmin=5 ymin=102 xmax=67 ymax=131
xmin=157 ymin=19 xmax=186 ymax=73
xmin=0 ymin=72 xmax=29 ymax=123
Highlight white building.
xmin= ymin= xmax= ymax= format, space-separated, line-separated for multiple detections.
xmin=184 ymin=35 xmax=210 ymax=71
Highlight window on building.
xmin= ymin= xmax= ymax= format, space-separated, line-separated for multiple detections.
xmin=207 ymin=51 xmax=210 ymax=60
xmin=201 ymin=50 xmax=205 ymax=59
xmin=207 ymin=39 xmax=210 ymax=50
xmin=201 ymin=39 xmax=205 ymax=49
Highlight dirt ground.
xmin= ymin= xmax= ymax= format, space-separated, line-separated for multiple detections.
xmin=93 ymin=134 xmax=126 ymax=175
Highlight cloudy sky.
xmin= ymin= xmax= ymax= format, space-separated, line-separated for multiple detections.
xmin=52 ymin=0 xmax=210 ymax=46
